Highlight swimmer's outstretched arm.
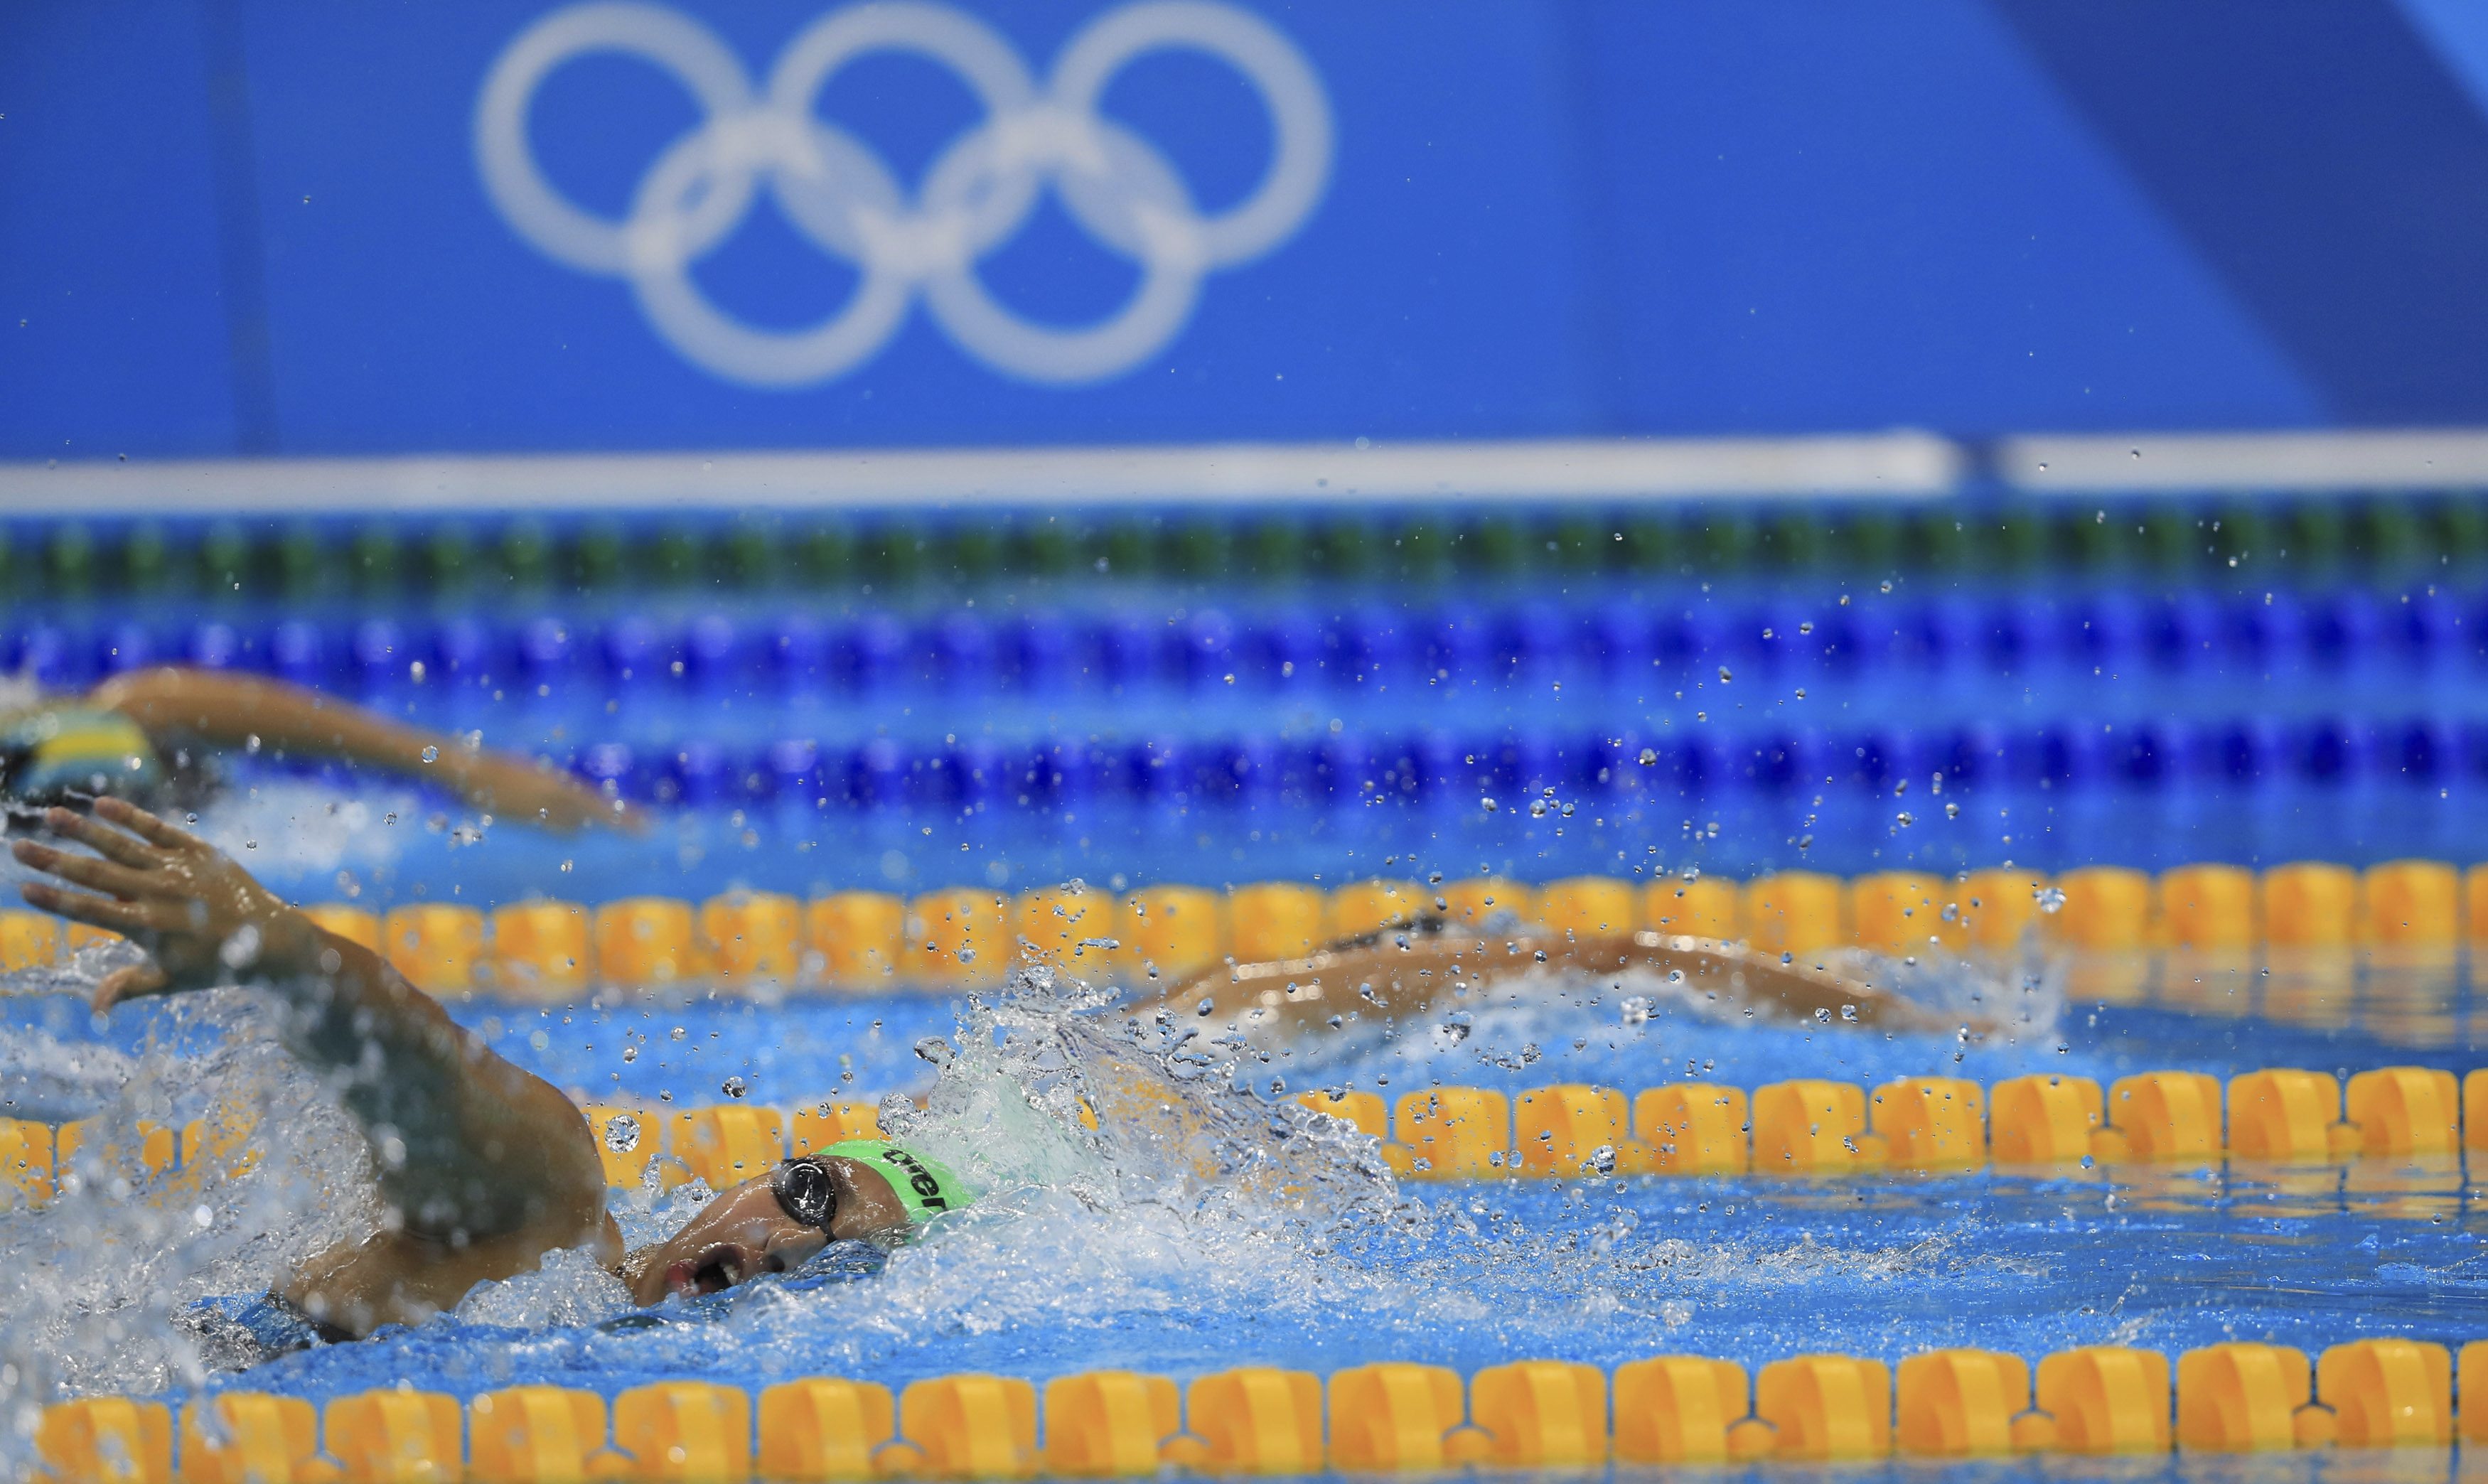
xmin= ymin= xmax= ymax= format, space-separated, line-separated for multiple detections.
xmin=88 ymin=667 xmax=636 ymax=832
xmin=12 ymin=799 xmax=615 ymax=1330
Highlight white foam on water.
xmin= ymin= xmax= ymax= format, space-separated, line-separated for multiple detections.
xmin=0 ymin=942 xmax=2058 ymax=1453
xmin=0 ymin=986 xmax=373 ymax=1468
xmin=190 ymin=781 xmax=426 ymax=878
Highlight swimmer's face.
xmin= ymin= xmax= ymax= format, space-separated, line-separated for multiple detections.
xmin=624 ymin=1156 xmax=908 ymax=1304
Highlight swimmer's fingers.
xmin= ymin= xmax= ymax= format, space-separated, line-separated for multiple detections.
xmin=38 ymin=806 xmax=162 ymax=869
xmin=92 ymin=962 xmax=170 ymax=1013
xmin=19 ymin=879 xmax=160 ymax=936
xmin=11 ymin=840 xmax=155 ymax=900
xmin=92 ymin=796 xmax=204 ymax=853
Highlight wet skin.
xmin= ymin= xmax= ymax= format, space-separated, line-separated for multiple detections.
xmin=9 ymin=798 xmax=869 ymax=1335
xmin=620 ymin=1158 xmax=911 ymax=1303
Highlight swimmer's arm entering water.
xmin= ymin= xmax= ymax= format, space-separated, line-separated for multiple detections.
xmin=12 ymin=798 xmax=617 ymax=1334
xmin=87 ymin=667 xmax=635 ymax=832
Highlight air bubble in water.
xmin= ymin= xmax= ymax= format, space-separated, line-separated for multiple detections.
xmin=604 ymin=1114 xmax=641 ymax=1153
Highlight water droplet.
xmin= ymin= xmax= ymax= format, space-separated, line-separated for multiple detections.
xmin=604 ymin=1114 xmax=640 ymax=1153
xmin=913 ymin=1036 xmax=955 ymax=1067
xmin=1894 ymin=811 xmax=1914 ymax=827
xmin=1196 ymin=997 xmax=1216 ymax=1016
xmin=621 ymin=1045 xmax=638 ymax=1063
xmin=1636 ymin=748 xmax=1658 ymax=766
xmin=1479 ymin=795 xmax=1498 ymax=812
xmin=721 ymin=1075 xmax=748 ymax=1099
xmin=1798 ymin=620 xmax=1815 ymax=635
xmin=1717 ymin=665 xmax=1732 ymax=683
xmin=2035 ymin=886 xmax=2067 ymax=914
xmin=421 ymin=746 xmax=439 ymax=763
xmin=1619 ymin=996 xmax=1651 ymax=1026
xmin=670 ymin=1026 xmax=687 ymax=1041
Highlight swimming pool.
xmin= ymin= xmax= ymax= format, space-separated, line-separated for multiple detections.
xmin=5 ymin=504 xmax=2487 ymax=1478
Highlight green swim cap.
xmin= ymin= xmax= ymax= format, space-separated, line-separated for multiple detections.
xmin=820 ymin=1139 xmax=972 ymax=1225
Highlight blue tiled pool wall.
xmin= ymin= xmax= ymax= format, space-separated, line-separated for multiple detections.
xmin=3 ymin=498 xmax=2483 ymax=897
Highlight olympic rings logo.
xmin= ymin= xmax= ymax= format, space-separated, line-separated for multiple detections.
xmin=474 ymin=1 xmax=1332 ymax=387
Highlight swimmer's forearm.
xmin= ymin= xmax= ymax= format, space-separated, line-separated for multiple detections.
xmin=95 ymin=667 xmax=623 ymax=832
xmin=257 ymin=909 xmax=601 ymax=1222
xmin=250 ymin=911 xmax=478 ymax=1091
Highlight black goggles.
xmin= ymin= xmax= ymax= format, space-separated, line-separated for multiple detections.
xmin=770 ymin=1157 xmax=840 ymax=1232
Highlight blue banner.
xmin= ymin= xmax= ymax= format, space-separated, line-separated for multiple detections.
xmin=7 ymin=0 xmax=2488 ymax=459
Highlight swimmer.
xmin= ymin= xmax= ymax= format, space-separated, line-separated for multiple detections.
xmin=1162 ymin=912 xmax=1951 ymax=1036
xmin=1 ymin=666 xmax=626 ymax=831
xmin=9 ymin=798 xmax=967 ymax=1345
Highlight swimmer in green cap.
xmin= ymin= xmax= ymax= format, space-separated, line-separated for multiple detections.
xmin=9 ymin=797 xmax=963 ymax=1345
xmin=618 ymin=1138 xmax=972 ymax=1303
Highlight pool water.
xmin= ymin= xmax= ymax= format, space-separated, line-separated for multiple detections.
xmin=2 ymin=913 xmax=2481 ymax=1480
xmin=3 ymin=509 xmax=2484 ymax=1478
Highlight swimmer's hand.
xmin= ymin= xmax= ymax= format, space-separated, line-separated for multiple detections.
xmin=10 ymin=799 xmax=318 ymax=1013
xmin=445 ymin=753 xmax=645 ymax=834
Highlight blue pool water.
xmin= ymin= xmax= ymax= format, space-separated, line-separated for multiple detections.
xmin=3 ymin=539 xmax=2484 ymax=1478
xmin=4 ymin=923 xmax=2483 ymax=1453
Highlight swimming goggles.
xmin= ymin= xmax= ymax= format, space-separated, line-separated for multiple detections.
xmin=769 ymin=1156 xmax=840 ymax=1232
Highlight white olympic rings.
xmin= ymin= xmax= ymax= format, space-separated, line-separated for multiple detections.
xmin=474 ymin=1 xmax=1333 ymax=386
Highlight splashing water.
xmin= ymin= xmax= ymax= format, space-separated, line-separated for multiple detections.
xmin=0 ymin=981 xmax=373 ymax=1466
xmin=0 ymin=935 xmax=2464 ymax=1450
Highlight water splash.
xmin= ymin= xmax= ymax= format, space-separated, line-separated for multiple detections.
xmin=0 ymin=984 xmax=373 ymax=1467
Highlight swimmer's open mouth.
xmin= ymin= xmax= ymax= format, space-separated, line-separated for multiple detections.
xmin=677 ymin=1244 xmax=749 ymax=1296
